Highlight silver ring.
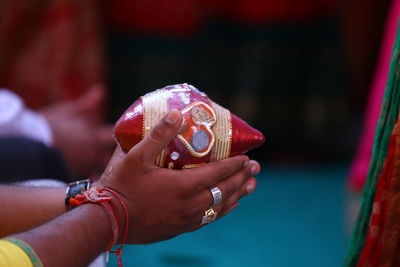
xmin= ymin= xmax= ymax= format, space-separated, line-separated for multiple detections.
xmin=200 ymin=208 xmax=218 ymax=225
xmin=210 ymin=186 xmax=222 ymax=207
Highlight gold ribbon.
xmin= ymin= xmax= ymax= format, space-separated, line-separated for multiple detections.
xmin=210 ymin=102 xmax=232 ymax=162
xmin=141 ymin=89 xmax=169 ymax=167
xmin=142 ymin=90 xmax=231 ymax=166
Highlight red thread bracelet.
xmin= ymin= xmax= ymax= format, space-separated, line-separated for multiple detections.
xmin=100 ymin=188 xmax=129 ymax=267
xmin=68 ymin=187 xmax=129 ymax=267
xmin=100 ymin=202 xmax=119 ymax=251
xmin=68 ymin=187 xmax=112 ymax=207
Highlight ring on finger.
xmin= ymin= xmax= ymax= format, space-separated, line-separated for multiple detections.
xmin=210 ymin=186 xmax=223 ymax=207
xmin=200 ymin=208 xmax=218 ymax=225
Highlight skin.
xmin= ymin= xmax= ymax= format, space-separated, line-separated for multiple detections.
xmin=0 ymin=186 xmax=65 ymax=237
xmin=4 ymin=110 xmax=260 ymax=266
xmin=40 ymin=84 xmax=115 ymax=178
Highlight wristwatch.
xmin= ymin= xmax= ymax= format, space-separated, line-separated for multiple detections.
xmin=65 ymin=179 xmax=91 ymax=210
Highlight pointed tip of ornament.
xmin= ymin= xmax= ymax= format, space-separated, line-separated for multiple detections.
xmin=230 ymin=113 xmax=265 ymax=156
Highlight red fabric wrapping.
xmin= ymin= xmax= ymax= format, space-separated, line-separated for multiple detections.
xmin=357 ymin=136 xmax=394 ymax=266
xmin=357 ymin=121 xmax=400 ymax=267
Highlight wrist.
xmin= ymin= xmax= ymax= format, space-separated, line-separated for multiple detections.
xmin=91 ymin=181 xmax=128 ymax=244
xmin=99 ymin=188 xmax=128 ymax=245
xmin=79 ymin=203 xmax=113 ymax=249
xmin=95 ymin=187 xmax=129 ymax=266
xmin=64 ymin=181 xmax=128 ymax=245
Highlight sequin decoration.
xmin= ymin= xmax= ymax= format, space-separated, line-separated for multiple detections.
xmin=191 ymin=130 xmax=210 ymax=151
xmin=170 ymin=151 xmax=180 ymax=160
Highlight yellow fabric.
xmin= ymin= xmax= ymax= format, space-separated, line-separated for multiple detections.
xmin=0 ymin=240 xmax=33 ymax=267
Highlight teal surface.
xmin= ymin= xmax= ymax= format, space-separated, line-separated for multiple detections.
xmin=108 ymin=166 xmax=347 ymax=267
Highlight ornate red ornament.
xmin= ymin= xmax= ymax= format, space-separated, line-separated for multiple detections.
xmin=114 ymin=83 xmax=265 ymax=169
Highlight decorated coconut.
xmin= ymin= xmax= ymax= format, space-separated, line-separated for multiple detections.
xmin=114 ymin=83 xmax=264 ymax=169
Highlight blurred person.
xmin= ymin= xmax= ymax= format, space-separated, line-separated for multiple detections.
xmin=0 ymin=0 xmax=104 ymax=108
xmin=39 ymin=84 xmax=114 ymax=177
xmin=0 ymin=0 xmax=114 ymax=178
xmin=346 ymin=0 xmax=400 ymax=233
xmin=0 ymin=110 xmax=260 ymax=266
xmin=0 ymin=85 xmax=114 ymax=180
xmin=344 ymin=10 xmax=400 ymax=266
xmin=347 ymin=0 xmax=400 ymax=192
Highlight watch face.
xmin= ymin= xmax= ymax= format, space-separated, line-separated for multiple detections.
xmin=67 ymin=180 xmax=90 ymax=197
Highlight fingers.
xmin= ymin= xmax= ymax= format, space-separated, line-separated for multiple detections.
xmin=193 ymin=161 xmax=260 ymax=227
xmin=126 ymin=110 xmax=182 ymax=165
xmin=218 ymin=177 xmax=257 ymax=218
xmin=199 ymin=160 xmax=259 ymax=208
xmin=75 ymin=84 xmax=106 ymax=121
xmin=201 ymin=177 xmax=256 ymax=227
xmin=95 ymin=125 xmax=115 ymax=157
xmin=95 ymin=125 xmax=114 ymax=146
xmin=184 ymin=155 xmax=250 ymax=192
xmin=192 ymin=177 xmax=255 ymax=230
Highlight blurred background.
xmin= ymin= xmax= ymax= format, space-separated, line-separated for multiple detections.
xmin=0 ymin=0 xmax=396 ymax=266
xmin=104 ymin=0 xmax=390 ymax=165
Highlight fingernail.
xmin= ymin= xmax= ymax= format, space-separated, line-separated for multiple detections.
xmin=165 ymin=110 xmax=179 ymax=126
xmin=250 ymin=165 xmax=259 ymax=175
xmin=246 ymin=182 xmax=256 ymax=194
xmin=243 ymin=160 xmax=249 ymax=167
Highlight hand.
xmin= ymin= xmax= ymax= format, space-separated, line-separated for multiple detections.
xmin=40 ymin=85 xmax=115 ymax=178
xmin=99 ymin=109 xmax=260 ymax=244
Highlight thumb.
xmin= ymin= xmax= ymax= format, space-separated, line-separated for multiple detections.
xmin=126 ymin=109 xmax=182 ymax=165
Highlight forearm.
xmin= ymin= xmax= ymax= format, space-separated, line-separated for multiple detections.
xmin=0 ymin=185 xmax=66 ymax=237
xmin=12 ymin=204 xmax=111 ymax=267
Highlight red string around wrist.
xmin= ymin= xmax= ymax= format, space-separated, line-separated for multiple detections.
xmin=68 ymin=187 xmax=129 ymax=267
xmin=68 ymin=187 xmax=112 ymax=207
xmin=100 ymin=188 xmax=129 ymax=267
xmin=100 ymin=201 xmax=120 ymax=251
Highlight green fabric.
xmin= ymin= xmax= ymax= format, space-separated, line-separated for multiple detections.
xmin=344 ymin=24 xmax=400 ymax=266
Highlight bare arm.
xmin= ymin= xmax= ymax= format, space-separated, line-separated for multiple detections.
xmin=12 ymin=203 xmax=111 ymax=267
xmin=0 ymin=185 xmax=65 ymax=237
xmin=4 ymin=110 xmax=260 ymax=265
